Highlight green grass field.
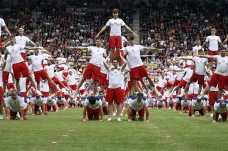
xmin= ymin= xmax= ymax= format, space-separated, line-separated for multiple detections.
xmin=0 ymin=108 xmax=228 ymax=151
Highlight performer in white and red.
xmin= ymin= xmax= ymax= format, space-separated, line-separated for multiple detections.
xmin=82 ymin=95 xmax=103 ymax=121
xmin=197 ymin=49 xmax=228 ymax=99
xmin=96 ymin=9 xmax=136 ymax=61
xmin=19 ymin=77 xmax=27 ymax=99
xmin=40 ymin=80 xmax=49 ymax=98
xmin=128 ymin=92 xmax=150 ymax=122
xmin=0 ymin=17 xmax=11 ymax=51
xmin=98 ymin=90 xmax=108 ymax=115
xmin=124 ymin=35 xmax=162 ymax=96
xmin=192 ymin=40 xmax=202 ymax=56
xmin=103 ymin=54 xmax=127 ymax=121
xmin=5 ymin=89 xmax=28 ymax=120
xmin=98 ymin=57 xmax=108 ymax=91
xmin=0 ymin=55 xmax=4 ymax=119
xmin=67 ymin=70 xmax=77 ymax=91
xmin=30 ymin=95 xmax=47 ymax=115
xmin=202 ymin=28 xmax=224 ymax=62
xmin=212 ymin=100 xmax=228 ymax=123
xmin=69 ymin=39 xmax=106 ymax=94
xmin=15 ymin=28 xmax=36 ymax=60
xmin=189 ymin=97 xmax=206 ymax=117
xmin=46 ymin=97 xmax=58 ymax=112
xmin=4 ymin=37 xmax=42 ymax=95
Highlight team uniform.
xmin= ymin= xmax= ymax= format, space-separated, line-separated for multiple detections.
xmin=192 ymin=45 xmax=202 ymax=56
xmin=19 ymin=77 xmax=27 ymax=99
xmin=15 ymin=36 xmax=30 ymax=60
xmin=0 ymin=57 xmax=3 ymax=101
xmin=106 ymin=18 xmax=125 ymax=49
xmin=206 ymin=35 xmax=221 ymax=61
xmin=5 ymin=95 xmax=28 ymax=118
xmin=40 ymin=81 xmax=49 ymax=97
xmin=83 ymin=47 xmax=106 ymax=81
xmin=0 ymin=18 xmax=6 ymax=49
xmin=214 ymin=100 xmax=228 ymax=121
xmin=189 ymin=99 xmax=206 ymax=116
xmin=68 ymin=97 xmax=77 ymax=108
xmin=67 ymin=73 xmax=77 ymax=91
xmin=84 ymin=97 xmax=102 ymax=120
xmin=128 ymin=96 xmax=148 ymax=119
xmin=56 ymin=97 xmax=66 ymax=108
xmin=46 ymin=98 xmax=57 ymax=112
xmin=30 ymin=96 xmax=47 ymax=114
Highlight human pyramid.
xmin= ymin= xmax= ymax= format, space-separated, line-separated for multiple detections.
xmin=0 ymin=9 xmax=228 ymax=123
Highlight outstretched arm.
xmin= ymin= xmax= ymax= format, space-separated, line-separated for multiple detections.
xmin=95 ymin=25 xmax=108 ymax=38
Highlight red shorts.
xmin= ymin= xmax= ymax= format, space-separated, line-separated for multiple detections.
xmin=34 ymin=69 xmax=49 ymax=82
xmin=61 ymin=81 xmax=68 ymax=87
xmin=79 ymin=89 xmax=86 ymax=95
xmin=187 ymin=94 xmax=197 ymax=99
xmin=49 ymin=76 xmax=64 ymax=91
xmin=12 ymin=62 xmax=30 ymax=79
xmin=103 ymin=106 xmax=108 ymax=114
xmin=86 ymin=107 xmax=100 ymax=120
xmin=35 ymin=104 xmax=45 ymax=112
xmin=208 ymin=50 xmax=219 ymax=62
xmin=152 ymin=86 xmax=163 ymax=96
xmin=183 ymin=106 xmax=189 ymax=111
xmin=106 ymin=87 xmax=124 ymax=103
xmin=2 ymin=71 xmax=10 ymax=83
xmin=46 ymin=104 xmax=57 ymax=112
xmin=42 ymin=64 xmax=48 ymax=68
xmin=63 ymin=72 xmax=68 ymax=78
xmin=190 ymin=72 xmax=204 ymax=85
xmin=165 ymin=81 xmax=173 ymax=89
xmin=109 ymin=36 xmax=122 ymax=49
xmin=83 ymin=63 xmax=100 ymax=81
xmin=7 ymin=83 xmax=15 ymax=90
xmin=178 ymin=80 xmax=188 ymax=88
xmin=209 ymin=73 xmax=226 ymax=89
xmin=209 ymin=91 xmax=218 ymax=105
xmin=69 ymin=84 xmax=77 ymax=91
xmin=131 ymin=107 xmax=145 ymax=118
xmin=21 ymin=52 xmax=27 ymax=61
xmin=20 ymin=92 xmax=27 ymax=99
xmin=10 ymin=108 xmax=28 ymax=117
xmin=98 ymin=72 xmax=108 ymax=87
xmin=173 ymin=79 xmax=180 ymax=87
xmin=0 ymin=87 xmax=3 ymax=100
xmin=41 ymin=91 xmax=49 ymax=97
xmin=130 ymin=66 xmax=148 ymax=80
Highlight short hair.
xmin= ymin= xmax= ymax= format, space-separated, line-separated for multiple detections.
xmin=211 ymin=28 xmax=216 ymax=31
xmin=128 ymin=34 xmax=135 ymax=41
xmin=89 ymin=96 xmax=96 ymax=105
xmin=112 ymin=58 xmax=118 ymax=62
xmin=137 ymin=92 xmax=143 ymax=98
xmin=113 ymin=9 xmax=119 ymax=14
xmin=99 ymin=90 xmax=104 ymax=94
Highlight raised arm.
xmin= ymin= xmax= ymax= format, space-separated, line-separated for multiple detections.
xmin=124 ymin=25 xmax=137 ymax=37
xmin=120 ymin=55 xmax=127 ymax=71
xmin=3 ymin=25 xmax=11 ymax=36
xmin=103 ymin=55 xmax=110 ymax=70
xmin=197 ymin=55 xmax=214 ymax=59
xmin=95 ymin=25 xmax=108 ymax=38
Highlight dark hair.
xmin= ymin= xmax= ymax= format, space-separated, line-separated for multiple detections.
xmin=113 ymin=9 xmax=119 ymax=14
xmin=112 ymin=58 xmax=118 ymax=62
xmin=137 ymin=92 xmax=143 ymax=98
xmin=89 ymin=96 xmax=96 ymax=105
xmin=99 ymin=91 xmax=104 ymax=94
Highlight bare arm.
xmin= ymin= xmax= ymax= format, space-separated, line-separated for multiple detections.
xmin=120 ymin=55 xmax=127 ymax=71
xmin=95 ymin=25 xmax=108 ymax=38
xmin=4 ymin=26 xmax=11 ymax=36
xmin=6 ymin=107 xmax=10 ymax=120
xmin=197 ymin=55 xmax=214 ymax=59
xmin=19 ymin=107 xmax=24 ymax=120
xmin=145 ymin=107 xmax=150 ymax=121
xmin=82 ymin=106 xmax=87 ymax=121
xmin=103 ymin=55 xmax=110 ymax=70
xmin=99 ymin=106 xmax=103 ymax=121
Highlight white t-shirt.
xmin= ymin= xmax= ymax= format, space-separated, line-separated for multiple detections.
xmin=128 ymin=97 xmax=148 ymax=111
xmin=106 ymin=18 xmax=125 ymax=36
xmin=125 ymin=45 xmax=144 ymax=68
xmin=166 ymin=73 xmax=176 ymax=84
xmin=15 ymin=36 xmax=30 ymax=53
xmin=193 ymin=45 xmax=202 ymax=55
xmin=69 ymin=98 xmax=76 ymax=104
xmin=214 ymin=56 xmax=228 ymax=76
xmin=47 ymin=98 xmax=56 ymax=106
xmin=108 ymin=68 xmax=123 ymax=88
xmin=183 ymin=68 xmax=193 ymax=82
xmin=56 ymin=97 xmax=66 ymax=104
xmin=121 ymin=36 xmax=127 ymax=49
xmin=55 ymin=71 xmax=64 ymax=81
xmin=6 ymin=44 xmax=25 ymax=64
xmin=181 ymin=100 xmax=190 ymax=107
xmin=214 ymin=101 xmax=228 ymax=113
xmin=192 ymin=100 xmax=206 ymax=110
xmin=3 ymin=55 xmax=11 ymax=72
xmin=5 ymin=95 xmax=27 ymax=112
xmin=42 ymin=53 xmax=51 ymax=65
xmin=30 ymin=97 xmax=47 ymax=106
xmin=45 ymin=64 xmax=56 ymax=78
xmin=193 ymin=57 xmax=208 ymax=75
xmin=206 ymin=35 xmax=221 ymax=51
xmin=157 ymin=77 xmax=166 ymax=88
xmin=188 ymin=83 xmax=199 ymax=94
xmin=100 ymin=58 xmax=108 ymax=74
xmin=28 ymin=55 xmax=46 ymax=72
xmin=174 ymin=66 xmax=185 ymax=80
xmin=19 ymin=77 xmax=27 ymax=92
xmin=40 ymin=81 xmax=49 ymax=92
xmin=88 ymin=46 xmax=106 ymax=67
xmin=0 ymin=18 xmax=6 ymax=36
xmin=84 ymin=97 xmax=102 ymax=110
xmin=67 ymin=74 xmax=77 ymax=85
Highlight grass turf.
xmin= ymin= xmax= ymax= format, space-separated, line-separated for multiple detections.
xmin=0 ymin=108 xmax=228 ymax=151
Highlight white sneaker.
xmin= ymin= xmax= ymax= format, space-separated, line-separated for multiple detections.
xmin=36 ymin=90 xmax=42 ymax=96
xmin=154 ymin=88 xmax=162 ymax=97
xmin=210 ymin=113 xmax=213 ymax=117
xmin=117 ymin=118 xmax=121 ymax=121
xmin=113 ymin=112 xmax=117 ymax=116
xmin=0 ymin=115 xmax=3 ymax=120
xmin=107 ymin=118 xmax=112 ymax=121
xmin=16 ymin=112 xmax=20 ymax=119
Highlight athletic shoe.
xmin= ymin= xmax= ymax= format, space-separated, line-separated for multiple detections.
xmin=16 ymin=112 xmax=20 ymax=119
xmin=0 ymin=115 xmax=3 ymax=120
xmin=113 ymin=112 xmax=117 ymax=116
xmin=117 ymin=118 xmax=121 ymax=121
xmin=107 ymin=118 xmax=112 ymax=121
xmin=210 ymin=113 xmax=213 ymax=117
